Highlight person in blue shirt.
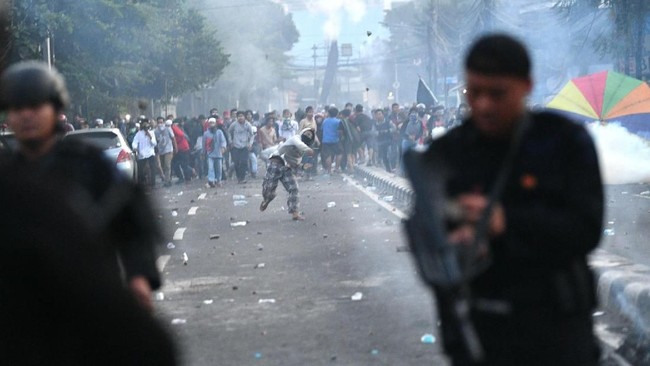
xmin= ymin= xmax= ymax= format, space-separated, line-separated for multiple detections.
xmin=320 ymin=106 xmax=343 ymax=174
xmin=203 ymin=118 xmax=227 ymax=187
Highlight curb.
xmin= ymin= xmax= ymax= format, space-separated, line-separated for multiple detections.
xmin=354 ymin=165 xmax=650 ymax=335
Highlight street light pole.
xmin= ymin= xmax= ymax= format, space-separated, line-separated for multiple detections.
xmin=312 ymin=44 xmax=318 ymax=102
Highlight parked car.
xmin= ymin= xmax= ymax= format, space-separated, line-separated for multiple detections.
xmin=64 ymin=128 xmax=137 ymax=181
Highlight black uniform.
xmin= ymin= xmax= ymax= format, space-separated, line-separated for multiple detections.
xmin=0 ymin=137 xmax=162 ymax=290
xmin=0 ymin=170 xmax=177 ymax=366
xmin=425 ymin=111 xmax=603 ymax=365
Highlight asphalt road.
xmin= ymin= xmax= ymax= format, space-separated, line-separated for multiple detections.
xmin=150 ymin=171 xmax=637 ymax=366
xmin=153 ymin=173 xmax=448 ymax=366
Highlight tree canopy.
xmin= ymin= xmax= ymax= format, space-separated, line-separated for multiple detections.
xmin=9 ymin=0 xmax=229 ymax=117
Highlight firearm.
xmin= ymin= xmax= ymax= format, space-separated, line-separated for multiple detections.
xmin=402 ymin=115 xmax=530 ymax=362
xmin=402 ymin=149 xmax=486 ymax=362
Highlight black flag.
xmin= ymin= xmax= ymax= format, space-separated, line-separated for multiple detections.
xmin=417 ymin=77 xmax=438 ymax=107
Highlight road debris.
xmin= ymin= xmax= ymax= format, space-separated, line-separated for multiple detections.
xmin=167 ymin=242 xmax=176 ymax=249
xmin=231 ymin=221 xmax=248 ymax=227
xmin=171 ymin=318 xmax=187 ymax=325
xmin=155 ymin=292 xmax=165 ymax=301
xmin=182 ymin=252 xmax=188 ymax=265
xmin=327 ymin=201 xmax=336 ymax=208
xmin=396 ymin=245 xmax=410 ymax=252
xmin=259 ymin=299 xmax=276 ymax=304
xmin=351 ymin=292 xmax=363 ymax=301
xmin=203 ymin=299 xmax=214 ymax=305
xmin=421 ymin=334 xmax=436 ymax=344
xmin=255 ymin=263 xmax=266 ymax=269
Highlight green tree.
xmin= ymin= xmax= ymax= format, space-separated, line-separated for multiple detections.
xmin=9 ymin=0 xmax=229 ymax=118
xmin=555 ymin=0 xmax=650 ymax=79
xmin=383 ymin=0 xmax=501 ymax=96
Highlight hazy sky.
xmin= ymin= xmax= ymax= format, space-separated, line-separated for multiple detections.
xmin=284 ymin=0 xmax=408 ymax=65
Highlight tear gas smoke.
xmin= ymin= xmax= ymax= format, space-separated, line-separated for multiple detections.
xmin=587 ymin=123 xmax=650 ymax=185
xmin=305 ymin=0 xmax=367 ymax=40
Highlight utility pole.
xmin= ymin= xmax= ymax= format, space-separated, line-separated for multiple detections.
xmin=312 ymin=44 xmax=318 ymax=102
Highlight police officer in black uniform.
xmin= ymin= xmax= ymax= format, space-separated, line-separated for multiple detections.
xmin=422 ymin=34 xmax=603 ymax=365
xmin=0 ymin=61 xmax=163 ymax=311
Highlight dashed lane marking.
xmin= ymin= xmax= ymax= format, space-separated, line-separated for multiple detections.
xmin=342 ymin=174 xmax=407 ymax=219
xmin=188 ymin=206 xmax=198 ymax=215
xmin=173 ymin=227 xmax=187 ymax=240
xmin=156 ymin=255 xmax=171 ymax=272
xmin=198 ymin=193 xmax=207 ymax=200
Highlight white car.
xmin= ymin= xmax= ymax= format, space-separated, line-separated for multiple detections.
xmin=65 ymin=128 xmax=138 ymax=181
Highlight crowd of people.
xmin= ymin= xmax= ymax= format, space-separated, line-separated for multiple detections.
xmin=57 ymin=101 xmax=470 ymax=190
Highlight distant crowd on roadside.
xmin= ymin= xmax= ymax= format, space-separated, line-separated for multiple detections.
xmin=63 ymin=101 xmax=469 ymax=189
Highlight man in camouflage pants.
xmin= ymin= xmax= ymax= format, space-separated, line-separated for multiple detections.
xmin=260 ymin=129 xmax=315 ymax=221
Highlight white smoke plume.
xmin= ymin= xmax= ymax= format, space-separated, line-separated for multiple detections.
xmin=304 ymin=0 xmax=367 ymax=40
xmin=587 ymin=124 xmax=650 ymax=185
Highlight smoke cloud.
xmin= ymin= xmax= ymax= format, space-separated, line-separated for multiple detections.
xmin=304 ymin=0 xmax=367 ymax=40
xmin=587 ymin=124 xmax=650 ymax=185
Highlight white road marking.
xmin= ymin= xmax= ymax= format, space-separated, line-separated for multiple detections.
xmin=342 ymin=174 xmax=407 ymax=219
xmin=156 ymin=255 xmax=171 ymax=272
xmin=198 ymin=193 xmax=207 ymax=200
xmin=188 ymin=206 xmax=198 ymax=215
xmin=173 ymin=227 xmax=187 ymax=240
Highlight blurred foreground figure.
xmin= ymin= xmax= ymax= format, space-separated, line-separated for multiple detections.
xmin=0 ymin=61 xmax=162 ymax=311
xmin=0 ymin=173 xmax=177 ymax=365
xmin=404 ymin=34 xmax=603 ymax=365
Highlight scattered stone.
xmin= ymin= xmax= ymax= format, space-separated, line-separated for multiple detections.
xmin=210 ymin=234 xmax=220 ymax=240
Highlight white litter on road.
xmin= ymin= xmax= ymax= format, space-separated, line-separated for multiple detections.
xmin=198 ymin=193 xmax=207 ymax=200
xmin=182 ymin=252 xmax=189 ymax=265
xmin=259 ymin=299 xmax=276 ymax=304
xmin=231 ymin=221 xmax=247 ymax=227
xmin=351 ymin=292 xmax=363 ymax=301
xmin=188 ymin=206 xmax=198 ymax=215
xmin=173 ymin=227 xmax=187 ymax=240
xmin=171 ymin=319 xmax=187 ymax=325
xmin=203 ymin=299 xmax=214 ymax=305
xmin=156 ymin=255 xmax=171 ymax=272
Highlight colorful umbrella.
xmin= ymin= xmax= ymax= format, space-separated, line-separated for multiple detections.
xmin=546 ymin=71 xmax=650 ymax=137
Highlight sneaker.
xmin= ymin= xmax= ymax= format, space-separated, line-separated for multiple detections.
xmin=260 ymin=194 xmax=275 ymax=211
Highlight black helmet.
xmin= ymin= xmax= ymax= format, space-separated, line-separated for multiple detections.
xmin=0 ymin=61 xmax=70 ymax=112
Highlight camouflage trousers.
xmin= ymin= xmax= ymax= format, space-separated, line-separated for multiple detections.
xmin=262 ymin=158 xmax=299 ymax=214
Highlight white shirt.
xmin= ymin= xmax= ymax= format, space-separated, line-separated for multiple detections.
xmin=132 ymin=129 xmax=157 ymax=159
xmin=279 ymin=118 xmax=299 ymax=141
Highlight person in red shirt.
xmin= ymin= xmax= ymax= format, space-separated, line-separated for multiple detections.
xmin=171 ymin=120 xmax=192 ymax=183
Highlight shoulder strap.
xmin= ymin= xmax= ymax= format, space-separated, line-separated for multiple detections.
xmin=468 ymin=113 xmax=532 ymax=275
